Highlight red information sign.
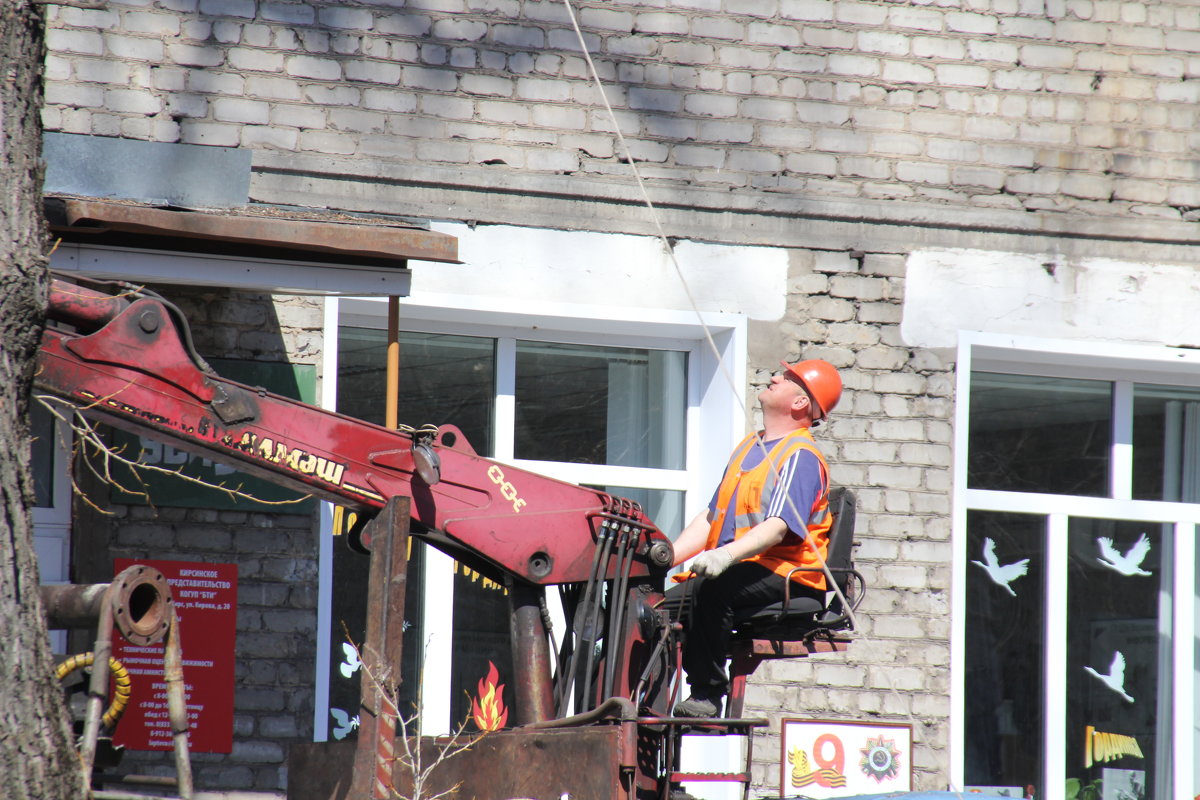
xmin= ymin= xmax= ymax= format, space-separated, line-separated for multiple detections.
xmin=111 ymin=559 xmax=237 ymax=753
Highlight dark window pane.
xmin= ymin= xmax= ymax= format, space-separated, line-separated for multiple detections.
xmin=514 ymin=342 xmax=686 ymax=468
xmin=1066 ymin=518 xmax=1162 ymax=799
xmin=1132 ymin=383 xmax=1200 ymax=502
xmin=450 ymin=564 xmax=513 ymax=732
xmin=338 ymin=324 xmax=504 ymax=732
xmin=968 ymin=373 xmax=1111 ymax=497
xmin=30 ymin=400 xmax=54 ymax=508
xmin=965 ymin=510 xmax=1045 ymax=793
xmin=327 ymin=517 xmax=425 ymax=740
xmin=338 ymin=327 xmax=495 ymax=457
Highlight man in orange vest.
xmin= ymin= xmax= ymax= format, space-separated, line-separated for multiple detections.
xmin=669 ymin=358 xmax=842 ymax=718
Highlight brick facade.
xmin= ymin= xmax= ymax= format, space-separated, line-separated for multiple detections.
xmin=43 ymin=1 xmax=1200 ymax=225
xmin=743 ymin=246 xmax=953 ymax=791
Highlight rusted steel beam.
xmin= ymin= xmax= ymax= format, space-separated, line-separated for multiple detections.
xmin=351 ymin=496 xmax=411 ymax=800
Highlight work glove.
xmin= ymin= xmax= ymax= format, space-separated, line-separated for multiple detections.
xmin=691 ymin=547 xmax=735 ymax=578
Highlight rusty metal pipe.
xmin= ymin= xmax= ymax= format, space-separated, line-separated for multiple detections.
xmin=41 ymin=565 xmax=173 ymax=646
xmin=40 ymin=582 xmax=110 ymax=629
xmin=163 ymin=609 xmax=194 ymax=800
xmin=78 ymin=585 xmax=116 ymax=780
xmin=509 ymin=583 xmax=555 ymax=725
xmin=519 ymin=696 xmax=636 ymax=729
xmin=42 ymin=566 xmax=182 ymax=792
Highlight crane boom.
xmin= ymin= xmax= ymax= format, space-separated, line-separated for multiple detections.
xmin=36 ymin=278 xmax=674 ymax=585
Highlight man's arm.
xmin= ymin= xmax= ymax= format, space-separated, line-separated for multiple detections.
xmin=687 ymin=516 xmax=788 ymax=578
xmin=718 ymin=516 xmax=788 ymax=561
xmin=671 ymin=509 xmax=714 ymax=567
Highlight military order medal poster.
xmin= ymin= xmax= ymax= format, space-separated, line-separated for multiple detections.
xmin=780 ymin=719 xmax=912 ymax=798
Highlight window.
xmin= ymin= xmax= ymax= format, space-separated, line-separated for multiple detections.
xmin=31 ymin=399 xmax=73 ymax=653
xmin=954 ymin=333 xmax=1200 ymax=800
xmin=968 ymin=373 xmax=1111 ymax=497
xmin=513 ymin=341 xmax=686 ymax=470
xmin=337 ymin=328 xmax=496 ymax=455
xmin=1132 ymin=384 xmax=1200 ymax=503
xmin=315 ymin=296 xmax=743 ymax=739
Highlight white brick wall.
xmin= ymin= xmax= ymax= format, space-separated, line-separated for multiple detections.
xmin=43 ymin=0 xmax=1200 ymax=221
xmin=742 ymin=246 xmax=957 ymax=791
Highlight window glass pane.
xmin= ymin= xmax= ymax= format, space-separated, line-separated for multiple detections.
xmin=31 ymin=400 xmax=54 ymax=508
xmin=514 ymin=343 xmax=686 ymax=469
xmin=1132 ymin=382 xmax=1200 ymax=502
xmin=326 ymin=526 xmax=426 ymax=738
xmin=968 ymin=372 xmax=1111 ymax=497
xmin=1066 ymin=518 xmax=1163 ymax=799
xmin=965 ymin=510 xmax=1045 ymax=793
xmin=338 ymin=327 xmax=495 ymax=457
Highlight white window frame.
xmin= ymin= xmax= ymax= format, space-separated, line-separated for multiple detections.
xmin=951 ymin=330 xmax=1200 ymax=798
xmin=315 ymin=293 xmax=747 ymax=740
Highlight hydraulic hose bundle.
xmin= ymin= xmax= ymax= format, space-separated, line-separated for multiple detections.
xmin=553 ymin=509 xmax=674 ymax=720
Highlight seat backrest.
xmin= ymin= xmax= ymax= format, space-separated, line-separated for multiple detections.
xmin=824 ymin=486 xmax=857 ymax=588
xmin=819 ymin=486 xmax=857 ymax=623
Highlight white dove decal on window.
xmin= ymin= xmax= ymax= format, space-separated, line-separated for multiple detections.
xmin=971 ymin=537 xmax=1030 ymax=597
xmin=330 ymin=707 xmax=360 ymax=740
xmin=339 ymin=642 xmax=362 ymax=679
xmin=1083 ymin=650 xmax=1134 ymax=703
xmin=1095 ymin=534 xmax=1152 ymax=576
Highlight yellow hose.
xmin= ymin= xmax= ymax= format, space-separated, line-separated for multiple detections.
xmin=56 ymin=652 xmax=133 ymax=730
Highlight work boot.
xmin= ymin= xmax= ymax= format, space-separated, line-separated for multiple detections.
xmin=673 ymin=693 xmax=722 ymax=718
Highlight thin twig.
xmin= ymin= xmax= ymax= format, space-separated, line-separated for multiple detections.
xmin=340 ymin=631 xmax=480 ymax=800
xmin=36 ymin=394 xmax=312 ymax=508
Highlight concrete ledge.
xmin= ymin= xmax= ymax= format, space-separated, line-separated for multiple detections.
xmin=251 ymin=152 xmax=1200 ymax=264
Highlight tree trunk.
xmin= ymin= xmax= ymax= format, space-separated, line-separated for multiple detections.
xmin=0 ymin=0 xmax=88 ymax=796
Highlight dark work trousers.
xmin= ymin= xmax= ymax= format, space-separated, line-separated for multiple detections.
xmin=663 ymin=561 xmax=824 ymax=698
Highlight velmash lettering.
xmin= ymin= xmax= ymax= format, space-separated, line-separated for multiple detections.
xmin=222 ymin=432 xmax=346 ymax=486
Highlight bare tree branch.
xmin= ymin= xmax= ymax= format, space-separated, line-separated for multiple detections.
xmin=36 ymin=394 xmax=312 ymax=509
xmin=341 ymin=630 xmax=482 ymax=800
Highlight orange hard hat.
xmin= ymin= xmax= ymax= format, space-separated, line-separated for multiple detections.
xmin=780 ymin=359 xmax=842 ymax=420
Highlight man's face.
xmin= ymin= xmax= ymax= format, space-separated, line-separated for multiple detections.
xmin=759 ymin=371 xmax=810 ymax=414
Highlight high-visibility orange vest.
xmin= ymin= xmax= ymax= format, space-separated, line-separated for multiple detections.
xmin=705 ymin=428 xmax=831 ymax=591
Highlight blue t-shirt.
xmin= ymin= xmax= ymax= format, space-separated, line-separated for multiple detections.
xmin=709 ymin=437 xmax=826 ymax=547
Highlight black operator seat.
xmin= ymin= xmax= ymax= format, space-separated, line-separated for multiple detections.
xmin=730 ymin=486 xmax=864 ymax=639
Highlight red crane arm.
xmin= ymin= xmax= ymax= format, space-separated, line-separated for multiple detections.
xmin=36 ymin=279 xmax=674 ymax=585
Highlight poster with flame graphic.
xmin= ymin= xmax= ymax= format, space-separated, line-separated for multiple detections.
xmin=780 ymin=719 xmax=911 ymax=798
xmin=471 ymin=661 xmax=509 ymax=731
